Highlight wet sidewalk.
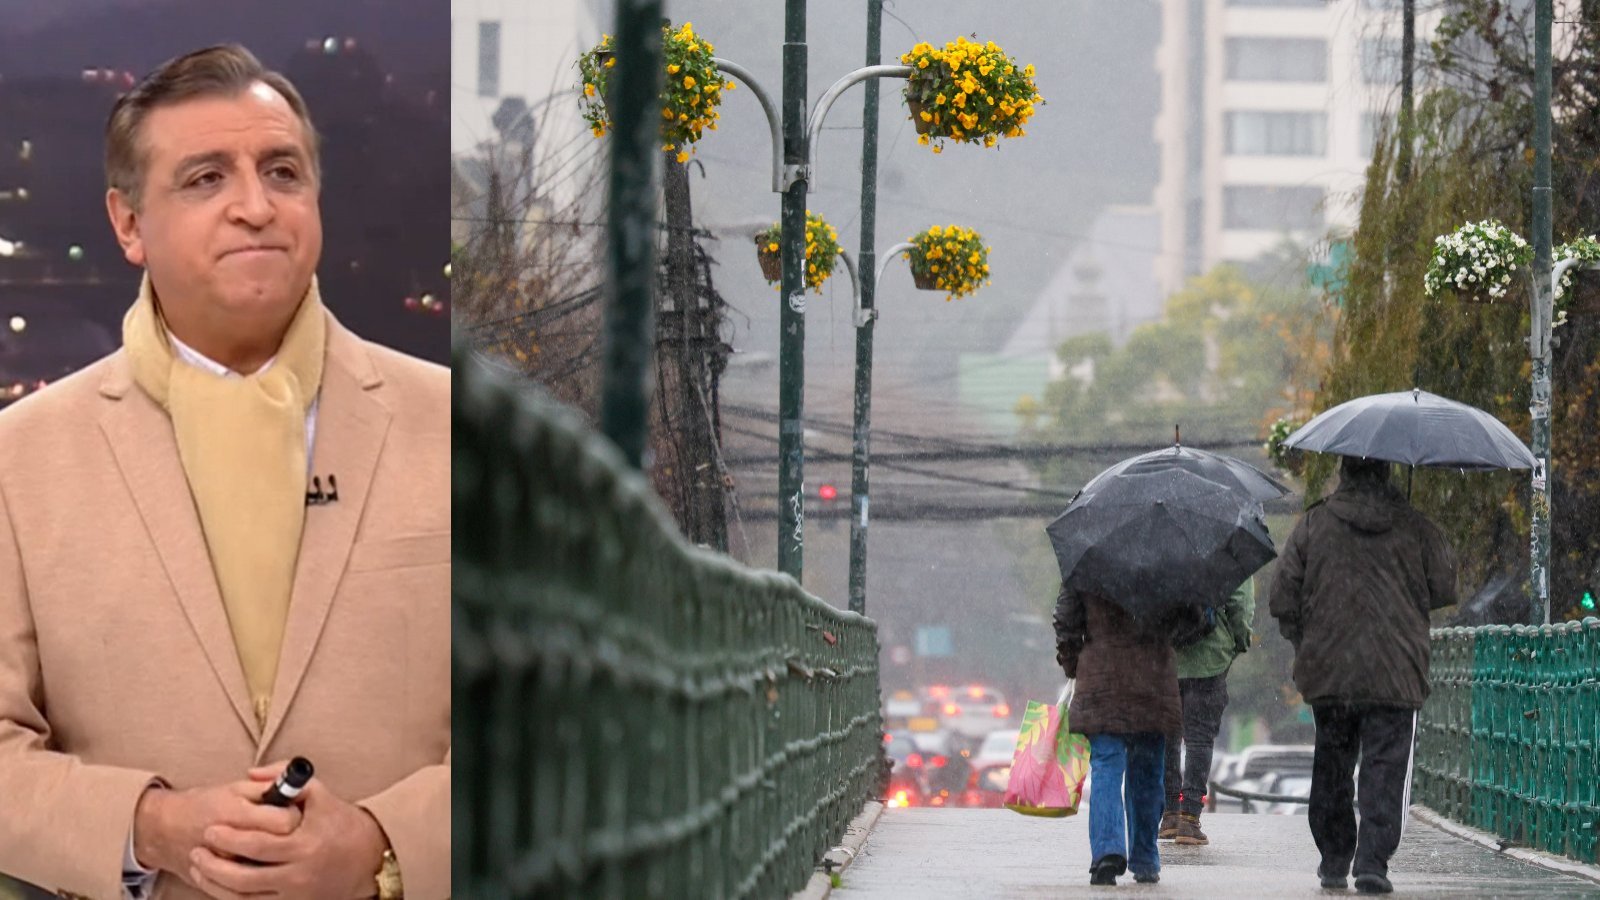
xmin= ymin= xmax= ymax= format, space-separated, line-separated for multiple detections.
xmin=836 ymin=807 xmax=1600 ymax=898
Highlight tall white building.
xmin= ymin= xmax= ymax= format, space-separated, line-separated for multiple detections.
xmin=1152 ymin=0 xmax=1440 ymax=294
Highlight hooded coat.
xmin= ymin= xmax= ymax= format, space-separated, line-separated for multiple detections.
xmin=1269 ymin=478 xmax=1458 ymax=709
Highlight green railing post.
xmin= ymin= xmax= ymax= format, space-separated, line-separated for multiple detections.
xmin=455 ymin=340 xmax=883 ymax=897
xmin=1417 ymin=618 xmax=1600 ymax=865
xmin=598 ymin=0 xmax=666 ymax=467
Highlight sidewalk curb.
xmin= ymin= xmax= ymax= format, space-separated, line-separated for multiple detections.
xmin=792 ymin=800 xmax=885 ymax=900
xmin=1412 ymin=804 xmax=1600 ymax=887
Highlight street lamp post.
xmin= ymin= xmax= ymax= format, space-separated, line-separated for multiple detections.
xmin=712 ymin=53 xmax=911 ymax=582
xmin=1531 ymin=0 xmax=1555 ymax=625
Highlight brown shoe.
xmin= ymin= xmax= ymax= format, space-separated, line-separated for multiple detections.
xmin=1158 ymin=811 xmax=1179 ymax=840
xmin=1175 ymin=813 xmax=1209 ymax=845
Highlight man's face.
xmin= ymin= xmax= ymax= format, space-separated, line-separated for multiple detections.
xmin=108 ymin=82 xmax=321 ymax=331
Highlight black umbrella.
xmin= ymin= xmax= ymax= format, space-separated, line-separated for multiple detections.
xmin=1046 ymin=467 xmax=1277 ymax=620
xmin=1077 ymin=443 xmax=1290 ymax=503
xmin=1284 ymin=388 xmax=1534 ymax=470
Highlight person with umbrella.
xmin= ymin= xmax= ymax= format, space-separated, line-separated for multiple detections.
xmin=1049 ymin=458 xmax=1278 ymax=886
xmin=1053 ymin=584 xmax=1192 ymax=886
xmin=1270 ymin=455 xmax=1458 ymax=894
xmin=1274 ymin=387 xmax=1524 ymax=893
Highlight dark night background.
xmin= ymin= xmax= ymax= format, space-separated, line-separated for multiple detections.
xmin=0 ymin=0 xmax=449 ymax=398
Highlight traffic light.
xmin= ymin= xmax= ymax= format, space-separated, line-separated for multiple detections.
xmin=1582 ymin=590 xmax=1596 ymax=613
xmin=818 ymin=483 xmax=838 ymax=502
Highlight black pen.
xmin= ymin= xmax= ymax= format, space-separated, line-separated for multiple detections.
xmin=260 ymin=757 xmax=314 ymax=807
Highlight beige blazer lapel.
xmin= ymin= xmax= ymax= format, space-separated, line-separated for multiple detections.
xmin=259 ymin=318 xmax=391 ymax=755
xmin=96 ymin=355 xmax=260 ymax=742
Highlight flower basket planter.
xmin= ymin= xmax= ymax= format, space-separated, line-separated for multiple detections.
xmin=912 ymin=267 xmax=938 ymax=290
xmin=757 ymin=247 xmax=782 ymax=283
xmin=907 ymin=99 xmax=932 ymax=136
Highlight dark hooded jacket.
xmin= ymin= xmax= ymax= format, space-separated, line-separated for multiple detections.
xmin=1269 ymin=478 xmax=1458 ymax=709
xmin=1053 ymin=587 xmax=1189 ymax=737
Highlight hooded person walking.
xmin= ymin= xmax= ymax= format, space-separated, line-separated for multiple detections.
xmin=1159 ymin=577 xmax=1254 ymax=846
xmin=1270 ymin=455 xmax=1457 ymax=895
xmin=1055 ymin=585 xmax=1197 ymax=887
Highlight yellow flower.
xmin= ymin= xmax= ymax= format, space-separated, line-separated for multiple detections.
xmin=932 ymin=144 xmax=943 ymax=154
xmin=676 ymin=150 xmax=690 ymax=164
xmin=605 ymin=57 xmax=616 ymax=68
xmin=662 ymin=107 xmax=674 ymax=119
xmin=591 ymin=126 xmax=606 ymax=138
xmin=984 ymin=134 xmax=997 ymax=148
xmin=918 ymin=58 xmax=930 ymax=69
xmin=683 ymin=75 xmax=696 ymax=89
xmin=920 ymin=110 xmax=933 ymax=123
xmin=668 ymin=64 xmax=681 ymax=74
xmin=681 ymin=22 xmax=695 ymax=38
xmin=769 ymin=242 xmax=779 ymax=252
xmin=1024 ymin=63 xmax=1036 ymax=78
xmin=663 ymin=143 xmax=675 ymax=151
xmin=935 ymin=93 xmax=947 ymax=106
xmin=917 ymin=134 xmax=930 ymax=146
xmin=584 ymin=83 xmax=596 ymax=97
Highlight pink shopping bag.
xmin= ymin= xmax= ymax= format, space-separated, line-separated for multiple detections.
xmin=1003 ymin=698 xmax=1091 ymax=817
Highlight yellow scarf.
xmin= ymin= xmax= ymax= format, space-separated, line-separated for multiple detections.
xmin=123 ymin=274 xmax=326 ymax=730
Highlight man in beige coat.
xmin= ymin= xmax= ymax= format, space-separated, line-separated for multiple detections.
xmin=0 ymin=46 xmax=448 ymax=899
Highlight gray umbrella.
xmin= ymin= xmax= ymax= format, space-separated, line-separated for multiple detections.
xmin=1047 ymin=467 xmax=1277 ymax=619
xmin=1284 ymin=388 xmax=1534 ymax=471
xmin=1077 ymin=444 xmax=1290 ymax=502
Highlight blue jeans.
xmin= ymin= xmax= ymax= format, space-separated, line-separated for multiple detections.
xmin=1088 ymin=733 xmax=1167 ymax=877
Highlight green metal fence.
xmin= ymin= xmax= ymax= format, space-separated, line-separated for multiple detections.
xmin=453 ymin=345 xmax=885 ymax=899
xmin=1415 ymin=619 xmax=1600 ymax=865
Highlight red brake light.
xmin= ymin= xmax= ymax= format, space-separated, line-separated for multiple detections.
xmin=884 ymin=733 xmax=894 ymax=744
xmin=930 ymin=755 xmax=948 ymax=768
xmin=943 ymin=703 xmax=960 ymax=716
xmin=929 ymin=685 xmax=949 ymax=698
xmin=994 ymin=704 xmax=1011 ymax=717
xmin=907 ymin=753 xmax=923 ymax=768
xmin=968 ymin=686 xmax=984 ymax=699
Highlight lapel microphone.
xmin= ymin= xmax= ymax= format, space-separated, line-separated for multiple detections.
xmin=260 ymin=756 xmax=314 ymax=807
xmin=305 ymin=474 xmax=339 ymax=506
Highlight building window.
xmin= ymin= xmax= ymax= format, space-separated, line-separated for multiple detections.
xmin=1226 ymin=111 xmax=1327 ymax=156
xmin=1223 ymin=185 xmax=1325 ymax=231
xmin=1225 ymin=38 xmax=1328 ymax=82
xmin=1361 ymin=36 xmax=1402 ymax=85
xmin=478 ymin=21 xmax=501 ymax=97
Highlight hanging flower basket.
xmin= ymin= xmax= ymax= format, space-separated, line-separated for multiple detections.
xmin=1555 ymin=235 xmax=1600 ymax=321
xmin=1265 ymin=413 xmax=1307 ymax=477
xmin=754 ymin=211 xmax=841 ymax=293
xmin=1423 ymin=219 xmax=1530 ymax=305
xmin=577 ymin=21 xmax=732 ymax=163
xmin=900 ymin=36 xmax=1042 ymax=154
xmin=906 ymin=225 xmax=991 ymax=300
xmin=756 ymin=244 xmax=782 ymax=283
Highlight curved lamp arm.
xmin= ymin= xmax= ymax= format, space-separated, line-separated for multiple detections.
xmin=874 ymin=242 xmax=916 ymax=296
xmin=712 ymin=58 xmax=784 ymax=193
xmin=839 ymin=250 xmax=861 ymax=325
xmin=807 ymin=65 xmax=914 ymax=176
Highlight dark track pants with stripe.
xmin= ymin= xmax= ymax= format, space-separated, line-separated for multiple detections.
xmin=1309 ymin=703 xmax=1418 ymax=880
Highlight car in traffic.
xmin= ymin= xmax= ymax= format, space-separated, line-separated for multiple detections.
xmin=959 ymin=728 xmax=1020 ymax=808
xmin=1210 ymin=744 xmax=1315 ymax=813
xmin=926 ymin=684 xmax=1013 ymax=741
xmin=883 ymin=729 xmax=965 ymax=807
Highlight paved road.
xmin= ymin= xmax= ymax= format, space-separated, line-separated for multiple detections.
xmin=838 ymin=808 xmax=1600 ymax=898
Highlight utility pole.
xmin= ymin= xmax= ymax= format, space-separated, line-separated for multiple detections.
xmin=848 ymin=0 xmax=884 ymax=615
xmin=599 ymin=0 xmax=665 ymax=467
xmin=1531 ymin=0 xmax=1554 ymax=624
xmin=777 ymin=0 xmax=809 ymax=578
xmin=1398 ymin=0 xmax=1415 ymax=181
xmin=661 ymin=156 xmax=729 ymax=549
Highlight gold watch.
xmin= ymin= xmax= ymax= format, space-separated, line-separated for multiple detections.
xmin=375 ymin=848 xmax=404 ymax=899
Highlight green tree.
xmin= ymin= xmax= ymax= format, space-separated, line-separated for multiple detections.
xmin=1308 ymin=1 xmax=1600 ymax=620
